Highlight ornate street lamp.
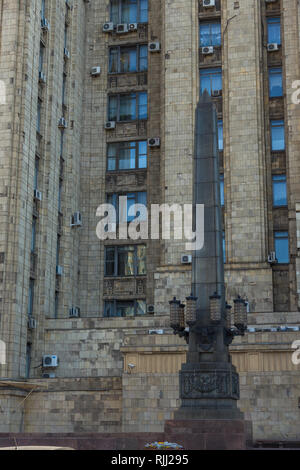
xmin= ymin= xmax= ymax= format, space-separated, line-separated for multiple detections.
xmin=185 ymin=294 xmax=197 ymax=324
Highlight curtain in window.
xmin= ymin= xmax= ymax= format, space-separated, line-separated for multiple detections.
xmin=269 ymin=68 xmax=282 ymax=98
xmin=109 ymin=96 xmax=118 ymax=121
xmin=119 ymin=142 xmax=136 ymax=169
xmin=275 ymin=232 xmax=289 ymax=263
xmin=109 ymin=48 xmax=119 ymax=73
xmin=267 ymin=18 xmax=281 ymax=44
xmin=139 ymin=45 xmax=148 ymax=71
xmin=271 ymin=120 xmax=285 ymax=151
xmin=138 ymin=92 xmax=147 ymax=119
xmin=110 ymin=0 xmax=119 ymax=23
xmin=122 ymin=0 xmax=137 ymax=23
xmin=138 ymin=141 xmax=147 ymax=168
xmin=200 ymin=23 xmax=221 ymax=46
xmin=136 ymin=300 xmax=146 ymax=315
xmin=118 ymin=246 xmax=135 ymax=275
xmin=107 ymin=144 xmax=117 ymax=171
xmin=120 ymin=94 xmax=136 ymax=121
xmin=273 ymin=175 xmax=287 ymax=206
xmin=139 ymin=0 xmax=148 ymax=22
xmin=120 ymin=48 xmax=137 ymax=73
xmin=137 ymin=245 xmax=146 ymax=275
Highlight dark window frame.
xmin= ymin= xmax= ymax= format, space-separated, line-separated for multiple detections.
xmin=104 ymin=244 xmax=146 ymax=277
xmin=107 ymin=140 xmax=148 ymax=171
xmin=110 ymin=0 xmax=148 ymax=24
xmin=109 ymin=44 xmax=148 ymax=74
xmin=108 ymin=92 xmax=148 ymax=122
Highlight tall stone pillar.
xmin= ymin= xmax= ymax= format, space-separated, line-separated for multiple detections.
xmin=222 ymin=0 xmax=273 ymax=312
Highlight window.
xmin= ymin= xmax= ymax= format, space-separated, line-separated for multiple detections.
xmin=26 ymin=343 xmax=32 ymax=379
xmin=199 ymin=22 xmax=221 ymax=47
xmin=37 ymin=99 xmax=42 ymax=133
xmin=269 ymin=68 xmax=283 ymax=98
xmin=271 ymin=120 xmax=285 ymax=151
xmin=108 ymin=92 xmax=148 ymax=121
xmin=267 ymin=17 xmax=281 ymax=45
xmin=56 ymin=236 xmax=61 ymax=267
xmin=60 ymin=131 xmax=64 ymax=157
xmin=272 ymin=174 xmax=287 ymax=207
xmin=54 ymin=292 xmax=59 ymax=319
xmin=28 ymin=280 xmax=35 ymax=316
xmin=104 ymin=299 xmax=146 ymax=317
xmin=109 ymin=45 xmax=148 ymax=73
xmin=107 ymin=141 xmax=147 ymax=171
xmin=34 ymin=158 xmax=39 ymax=191
xmin=41 ymin=0 xmax=46 ymax=20
xmin=39 ymin=44 xmax=45 ymax=73
xmin=200 ymin=68 xmax=222 ymax=95
xmin=107 ymin=192 xmax=147 ymax=222
xmin=31 ymin=217 xmax=37 ymax=253
xmin=222 ymin=231 xmax=226 ymax=264
xmin=105 ymin=245 xmax=146 ymax=276
xmin=62 ymin=75 xmax=67 ymax=105
xmin=58 ymin=180 xmax=63 ymax=213
xmin=110 ymin=0 xmax=148 ymax=24
xmin=218 ymin=120 xmax=223 ymax=151
xmin=220 ymin=174 xmax=224 ymax=207
xmin=274 ymin=231 xmax=289 ymax=264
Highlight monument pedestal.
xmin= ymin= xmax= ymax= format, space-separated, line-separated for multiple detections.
xmin=164 ymin=419 xmax=252 ymax=450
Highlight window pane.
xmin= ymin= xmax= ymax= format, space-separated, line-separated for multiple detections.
xmin=118 ymin=246 xmax=135 ymax=275
xmin=119 ymin=142 xmax=136 ymax=169
xmin=136 ymin=300 xmax=146 ymax=316
xmin=211 ymin=23 xmax=221 ymax=46
xmin=108 ymin=96 xmax=118 ymax=121
xmin=110 ymin=0 xmax=119 ymax=23
xmin=272 ymin=175 xmax=287 ymax=206
xmin=200 ymin=23 xmax=210 ymax=47
xmin=267 ymin=18 xmax=281 ymax=44
xmin=120 ymin=94 xmax=136 ymax=121
xmin=122 ymin=0 xmax=137 ymax=23
xmin=138 ymin=92 xmax=148 ymax=119
xmin=222 ymin=231 xmax=226 ymax=264
xmin=109 ymin=48 xmax=119 ymax=73
xmin=105 ymin=247 xmax=115 ymax=276
xmin=269 ymin=68 xmax=282 ymax=98
xmin=104 ymin=301 xmax=115 ymax=317
xmin=137 ymin=245 xmax=146 ymax=275
xmin=200 ymin=68 xmax=222 ymax=95
xmin=271 ymin=120 xmax=285 ymax=151
xmin=220 ymin=174 xmax=224 ymax=206
xmin=139 ymin=45 xmax=148 ymax=71
xmin=117 ymin=301 xmax=135 ymax=317
xmin=107 ymin=144 xmax=117 ymax=171
xmin=275 ymin=232 xmax=289 ymax=264
xmin=139 ymin=0 xmax=148 ymax=22
xmin=218 ymin=120 xmax=223 ymax=150
xmin=138 ymin=141 xmax=147 ymax=168
xmin=120 ymin=47 xmax=137 ymax=73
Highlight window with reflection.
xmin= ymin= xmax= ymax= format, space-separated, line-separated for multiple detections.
xmin=105 ymin=245 xmax=146 ymax=276
xmin=104 ymin=299 xmax=146 ymax=317
xmin=109 ymin=45 xmax=148 ymax=73
xmin=107 ymin=141 xmax=147 ymax=171
xmin=110 ymin=0 xmax=148 ymax=24
xmin=108 ymin=92 xmax=148 ymax=121
xmin=199 ymin=22 xmax=221 ymax=47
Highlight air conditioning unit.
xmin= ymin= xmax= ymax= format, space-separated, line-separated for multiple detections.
xmin=91 ymin=66 xmax=101 ymax=76
xmin=39 ymin=71 xmax=46 ymax=83
xmin=56 ymin=265 xmax=63 ymax=276
xmin=103 ymin=22 xmax=114 ymax=32
xmin=42 ymin=372 xmax=56 ymax=378
xmin=128 ymin=23 xmax=138 ymax=31
xmin=105 ymin=121 xmax=116 ymax=130
xmin=41 ymin=18 xmax=50 ymax=31
xmin=69 ymin=307 xmax=80 ymax=318
xmin=64 ymin=48 xmax=70 ymax=59
xmin=58 ymin=117 xmax=68 ymax=129
xmin=34 ymin=189 xmax=42 ymax=201
xmin=212 ymin=89 xmax=222 ymax=97
xmin=149 ymin=42 xmax=161 ymax=52
xmin=43 ymin=355 xmax=59 ymax=368
xmin=203 ymin=0 xmax=215 ymax=7
xmin=148 ymin=137 xmax=160 ymax=147
xmin=28 ymin=317 xmax=37 ymax=330
xmin=71 ymin=211 xmax=82 ymax=227
xmin=181 ymin=254 xmax=192 ymax=264
xmin=147 ymin=305 xmax=155 ymax=314
xmin=202 ymin=46 xmax=214 ymax=55
xmin=267 ymin=43 xmax=279 ymax=52
xmin=116 ymin=23 xmax=128 ymax=34
xmin=268 ymin=252 xmax=278 ymax=264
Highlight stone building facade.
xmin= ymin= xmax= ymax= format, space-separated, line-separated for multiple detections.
xmin=0 ymin=0 xmax=300 ymax=442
